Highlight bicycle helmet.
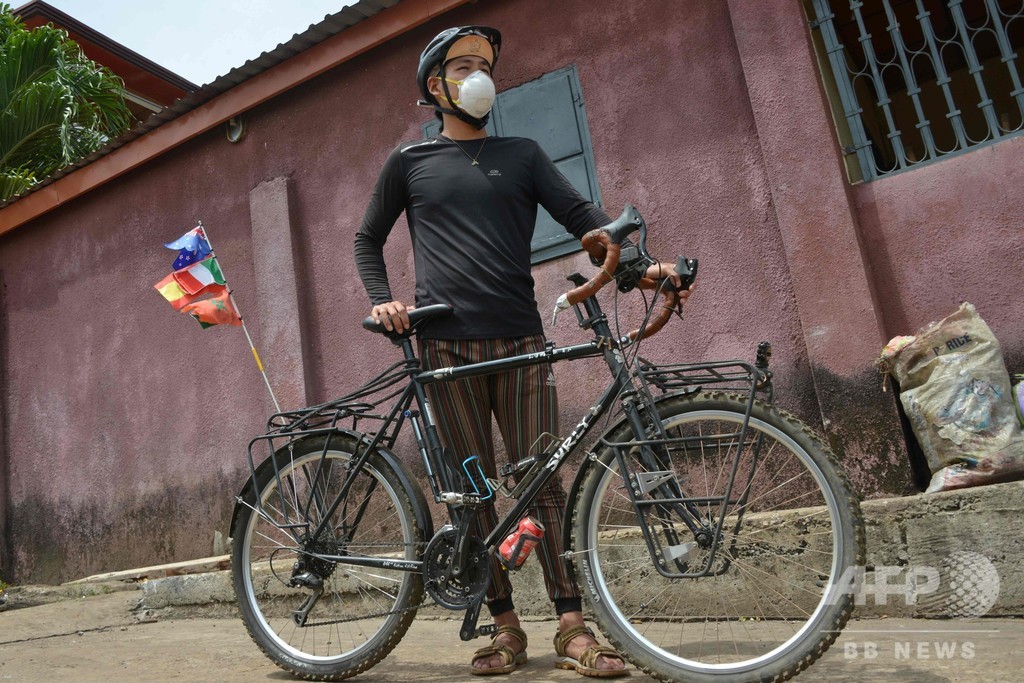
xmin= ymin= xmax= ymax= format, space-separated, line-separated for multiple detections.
xmin=416 ymin=26 xmax=501 ymax=129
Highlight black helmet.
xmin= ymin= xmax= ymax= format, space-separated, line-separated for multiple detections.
xmin=417 ymin=26 xmax=501 ymax=129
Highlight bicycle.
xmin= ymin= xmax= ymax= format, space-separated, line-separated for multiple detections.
xmin=230 ymin=205 xmax=865 ymax=682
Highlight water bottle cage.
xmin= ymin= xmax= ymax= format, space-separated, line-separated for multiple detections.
xmin=499 ymin=533 xmax=543 ymax=571
xmin=461 ymin=455 xmax=494 ymax=502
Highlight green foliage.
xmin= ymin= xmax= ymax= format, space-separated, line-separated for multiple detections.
xmin=0 ymin=3 xmax=131 ymax=201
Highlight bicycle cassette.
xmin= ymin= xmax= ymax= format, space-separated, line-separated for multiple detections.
xmin=423 ymin=525 xmax=490 ymax=610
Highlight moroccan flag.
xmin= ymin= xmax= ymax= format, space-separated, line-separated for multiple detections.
xmin=181 ymin=289 xmax=242 ymax=329
xmin=165 ymin=226 xmax=211 ymax=270
xmin=173 ymin=256 xmax=226 ymax=295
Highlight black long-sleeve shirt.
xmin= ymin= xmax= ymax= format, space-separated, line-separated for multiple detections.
xmin=354 ymin=135 xmax=611 ymax=339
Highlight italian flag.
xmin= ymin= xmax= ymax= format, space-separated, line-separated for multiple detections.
xmin=173 ymin=256 xmax=226 ymax=295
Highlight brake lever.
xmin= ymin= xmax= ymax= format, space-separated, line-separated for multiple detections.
xmin=674 ymin=255 xmax=699 ymax=292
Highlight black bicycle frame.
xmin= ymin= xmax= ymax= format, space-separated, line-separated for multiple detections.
xmin=242 ymin=289 xmax=768 ymax=581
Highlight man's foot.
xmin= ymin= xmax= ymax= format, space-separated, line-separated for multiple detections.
xmin=554 ymin=623 xmax=628 ymax=677
xmin=470 ymin=624 xmax=528 ymax=675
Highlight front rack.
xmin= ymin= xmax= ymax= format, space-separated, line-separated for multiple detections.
xmin=636 ymin=355 xmax=772 ymax=401
xmin=599 ymin=350 xmax=775 ymax=580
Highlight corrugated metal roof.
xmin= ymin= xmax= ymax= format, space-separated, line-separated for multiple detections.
xmin=0 ymin=0 xmax=402 ymax=209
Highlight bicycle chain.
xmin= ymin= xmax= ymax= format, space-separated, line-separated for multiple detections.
xmin=299 ymin=597 xmax=432 ymax=628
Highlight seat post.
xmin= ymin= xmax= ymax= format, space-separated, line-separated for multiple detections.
xmin=396 ymin=336 xmax=418 ymax=363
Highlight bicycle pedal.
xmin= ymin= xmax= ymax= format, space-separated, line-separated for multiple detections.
xmin=476 ymin=624 xmax=499 ymax=638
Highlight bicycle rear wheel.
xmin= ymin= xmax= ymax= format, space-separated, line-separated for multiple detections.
xmin=573 ymin=391 xmax=864 ymax=682
xmin=231 ymin=434 xmax=425 ymax=680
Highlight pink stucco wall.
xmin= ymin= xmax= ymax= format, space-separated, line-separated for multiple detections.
xmin=0 ymin=0 xmax=1019 ymax=583
xmin=852 ymin=136 xmax=1024 ymax=369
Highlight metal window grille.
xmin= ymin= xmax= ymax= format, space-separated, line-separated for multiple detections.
xmin=809 ymin=0 xmax=1024 ymax=181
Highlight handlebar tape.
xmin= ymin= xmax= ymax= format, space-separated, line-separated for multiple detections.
xmin=563 ymin=229 xmax=621 ymax=307
xmin=627 ymin=279 xmax=680 ymax=341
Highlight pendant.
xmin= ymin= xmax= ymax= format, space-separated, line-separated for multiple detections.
xmin=471 ymin=160 xmax=479 ymax=166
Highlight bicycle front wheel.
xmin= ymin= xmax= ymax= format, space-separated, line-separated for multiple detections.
xmin=573 ymin=391 xmax=864 ymax=682
xmin=231 ymin=434 xmax=425 ymax=680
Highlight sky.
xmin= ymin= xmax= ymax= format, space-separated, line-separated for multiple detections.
xmin=37 ymin=0 xmax=352 ymax=86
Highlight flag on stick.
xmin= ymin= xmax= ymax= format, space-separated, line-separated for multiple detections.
xmin=154 ymin=221 xmax=281 ymax=412
xmin=164 ymin=226 xmax=211 ymax=270
xmin=181 ymin=289 xmax=242 ymax=328
xmin=173 ymin=256 xmax=226 ymax=295
xmin=155 ymin=273 xmax=208 ymax=310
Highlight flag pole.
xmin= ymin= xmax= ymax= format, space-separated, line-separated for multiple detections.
xmin=196 ymin=221 xmax=283 ymax=414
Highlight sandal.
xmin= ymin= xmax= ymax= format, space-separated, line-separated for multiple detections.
xmin=470 ymin=624 xmax=529 ymax=676
xmin=553 ymin=625 xmax=629 ymax=678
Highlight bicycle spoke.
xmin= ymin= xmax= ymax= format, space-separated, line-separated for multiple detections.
xmin=577 ymin=396 xmax=858 ymax=680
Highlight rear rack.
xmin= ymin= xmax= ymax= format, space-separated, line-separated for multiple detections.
xmin=240 ymin=359 xmax=420 ymax=537
xmin=264 ymin=358 xmax=418 ymax=436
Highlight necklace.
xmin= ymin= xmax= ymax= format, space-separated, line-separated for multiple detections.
xmin=441 ymin=134 xmax=487 ymax=166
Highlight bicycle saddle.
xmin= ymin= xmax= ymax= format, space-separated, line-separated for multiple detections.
xmin=361 ymin=303 xmax=454 ymax=337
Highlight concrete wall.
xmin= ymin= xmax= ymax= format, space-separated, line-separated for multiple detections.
xmin=0 ymin=0 xmax=1020 ymax=583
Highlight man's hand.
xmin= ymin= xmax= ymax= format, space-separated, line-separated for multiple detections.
xmin=644 ymin=262 xmax=697 ymax=301
xmin=371 ymin=300 xmax=411 ymax=333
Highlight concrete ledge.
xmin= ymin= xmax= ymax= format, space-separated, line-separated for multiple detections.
xmin=121 ymin=481 xmax=1024 ymax=618
xmin=66 ymin=555 xmax=231 ymax=585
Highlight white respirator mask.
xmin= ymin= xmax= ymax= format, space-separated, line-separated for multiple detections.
xmin=444 ymin=70 xmax=496 ymax=118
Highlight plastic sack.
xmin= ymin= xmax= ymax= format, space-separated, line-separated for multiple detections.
xmin=878 ymin=303 xmax=1024 ymax=493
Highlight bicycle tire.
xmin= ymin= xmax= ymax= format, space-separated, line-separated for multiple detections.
xmin=231 ymin=433 xmax=425 ymax=680
xmin=573 ymin=390 xmax=864 ymax=682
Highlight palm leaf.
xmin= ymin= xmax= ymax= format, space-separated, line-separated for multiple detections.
xmin=0 ymin=9 xmax=130 ymax=191
xmin=0 ymin=166 xmax=36 ymax=202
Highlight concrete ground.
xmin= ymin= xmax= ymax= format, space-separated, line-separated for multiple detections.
xmin=1 ymin=590 xmax=1022 ymax=682
xmin=3 ymin=481 xmax=1023 ymax=682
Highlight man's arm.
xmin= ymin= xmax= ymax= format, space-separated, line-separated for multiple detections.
xmin=530 ymin=141 xmax=694 ymax=297
xmin=354 ymin=146 xmax=406 ymax=303
xmin=530 ymin=141 xmax=612 ymax=239
xmin=354 ymin=147 xmax=413 ymax=331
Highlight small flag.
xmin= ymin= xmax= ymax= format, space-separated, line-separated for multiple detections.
xmin=181 ymin=289 xmax=242 ymax=329
xmin=154 ymin=272 xmax=215 ymax=310
xmin=173 ymin=256 xmax=226 ymax=296
xmin=164 ymin=226 xmax=211 ymax=270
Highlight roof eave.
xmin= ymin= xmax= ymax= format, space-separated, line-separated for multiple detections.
xmin=0 ymin=0 xmax=470 ymax=236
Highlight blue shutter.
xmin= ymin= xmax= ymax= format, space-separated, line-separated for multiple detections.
xmin=422 ymin=66 xmax=602 ymax=263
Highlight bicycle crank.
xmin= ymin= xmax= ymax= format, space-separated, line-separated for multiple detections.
xmin=423 ymin=525 xmax=490 ymax=610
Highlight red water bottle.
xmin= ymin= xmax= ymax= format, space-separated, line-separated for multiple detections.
xmin=499 ymin=516 xmax=545 ymax=568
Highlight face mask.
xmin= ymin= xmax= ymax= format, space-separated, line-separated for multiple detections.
xmin=444 ymin=70 xmax=495 ymax=118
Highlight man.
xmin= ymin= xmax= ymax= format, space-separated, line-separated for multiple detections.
xmin=354 ymin=26 xmax=688 ymax=676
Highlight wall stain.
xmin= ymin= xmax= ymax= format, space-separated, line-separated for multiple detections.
xmin=7 ymin=471 xmax=240 ymax=585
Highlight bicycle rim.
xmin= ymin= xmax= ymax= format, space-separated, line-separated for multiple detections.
xmin=578 ymin=398 xmax=856 ymax=680
xmin=235 ymin=441 xmax=422 ymax=676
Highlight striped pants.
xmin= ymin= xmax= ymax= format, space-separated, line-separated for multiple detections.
xmin=419 ymin=335 xmax=581 ymax=616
